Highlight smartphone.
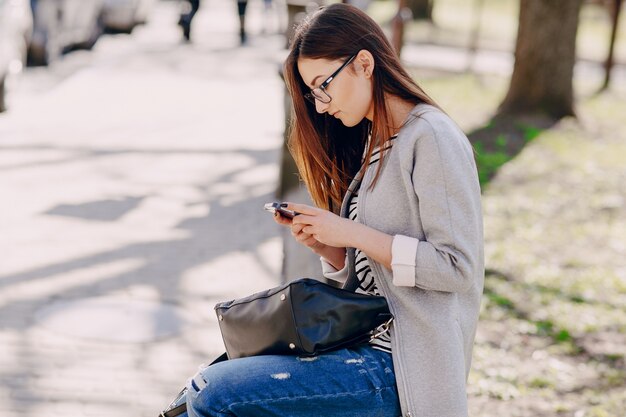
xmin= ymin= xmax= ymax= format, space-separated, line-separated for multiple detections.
xmin=264 ymin=202 xmax=299 ymax=219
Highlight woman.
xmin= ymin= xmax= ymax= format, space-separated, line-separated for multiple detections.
xmin=183 ymin=4 xmax=483 ymax=417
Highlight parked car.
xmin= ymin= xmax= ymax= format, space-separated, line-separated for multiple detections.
xmin=27 ymin=0 xmax=106 ymax=66
xmin=102 ymin=0 xmax=154 ymax=33
xmin=0 ymin=0 xmax=33 ymax=112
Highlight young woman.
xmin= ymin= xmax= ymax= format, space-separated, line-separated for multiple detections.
xmin=182 ymin=4 xmax=483 ymax=417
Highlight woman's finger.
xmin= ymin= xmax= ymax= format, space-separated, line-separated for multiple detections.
xmin=291 ymin=222 xmax=305 ymax=234
xmin=273 ymin=212 xmax=292 ymax=225
xmin=291 ymin=213 xmax=316 ymax=226
xmin=301 ymin=236 xmax=319 ymax=247
xmin=295 ymin=231 xmax=313 ymax=244
xmin=282 ymin=202 xmax=319 ymax=216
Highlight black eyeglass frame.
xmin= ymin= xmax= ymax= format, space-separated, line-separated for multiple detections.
xmin=304 ymin=54 xmax=357 ymax=105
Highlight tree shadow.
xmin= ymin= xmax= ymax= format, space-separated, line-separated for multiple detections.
xmin=484 ymin=268 xmax=626 ymax=368
xmin=466 ymin=112 xmax=559 ymax=185
xmin=0 ymin=143 xmax=286 ymax=415
xmin=45 ymin=196 xmax=146 ymax=222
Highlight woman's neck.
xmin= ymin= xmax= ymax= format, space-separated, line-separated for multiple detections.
xmin=365 ymin=95 xmax=417 ymax=135
xmin=387 ymin=95 xmax=417 ymax=132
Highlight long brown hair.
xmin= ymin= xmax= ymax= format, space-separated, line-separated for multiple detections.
xmin=283 ymin=3 xmax=438 ymax=212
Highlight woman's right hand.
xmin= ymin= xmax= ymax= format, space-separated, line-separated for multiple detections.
xmin=273 ymin=211 xmax=346 ymax=270
xmin=273 ymin=212 xmax=326 ymax=253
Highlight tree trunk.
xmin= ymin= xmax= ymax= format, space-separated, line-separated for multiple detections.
xmin=498 ymin=0 xmax=584 ymax=119
xmin=601 ymin=0 xmax=623 ymax=90
xmin=405 ymin=0 xmax=433 ymax=20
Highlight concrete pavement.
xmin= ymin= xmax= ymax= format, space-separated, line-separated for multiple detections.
xmin=0 ymin=1 xmax=294 ymax=416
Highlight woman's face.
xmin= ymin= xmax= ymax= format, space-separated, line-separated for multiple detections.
xmin=297 ymin=52 xmax=374 ymax=127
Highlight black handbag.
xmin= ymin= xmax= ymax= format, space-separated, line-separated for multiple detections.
xmin=215 ymin=278 xmax=393 ymax=359
xmin=159 ymin=277 xmax=393 ymax=417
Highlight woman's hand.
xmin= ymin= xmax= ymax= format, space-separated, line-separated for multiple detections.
xmin=274 ymin=203 xmax=346 ymax=270
xmin=284 ymin=202 xmax=355 ymax=249
xmin=272 ymin=206 xmax=326 ymax=253
xmin=277 ymin=202 xmax=393 ymax=270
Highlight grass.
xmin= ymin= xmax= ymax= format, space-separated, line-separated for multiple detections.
xmin=473 ymin=141 xmax=510 ymax=186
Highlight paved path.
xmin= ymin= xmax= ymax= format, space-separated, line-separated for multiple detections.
xmin=0 ymin=1 xmax=289 ymax=416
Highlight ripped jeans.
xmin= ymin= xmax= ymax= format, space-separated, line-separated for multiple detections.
xmin=181 ymin=344 xmax=401 ymax=417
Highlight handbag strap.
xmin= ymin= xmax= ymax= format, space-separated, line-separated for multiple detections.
xmin=159 ymin=352 xmax=228 ymax=417
xmin=369 ymin=316 xmax=394 ymax=341
xmin=340 ymin=175 xmax=364 ymax=293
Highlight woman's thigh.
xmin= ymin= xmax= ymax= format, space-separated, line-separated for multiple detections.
xmin=185 ymin=345 xmax=400 ymax=417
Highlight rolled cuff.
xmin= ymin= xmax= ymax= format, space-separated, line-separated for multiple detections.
xmin=320 ymin=256 xmax=349 ymax=282
xmin=391 ymin=234 xmax=419 ymax=287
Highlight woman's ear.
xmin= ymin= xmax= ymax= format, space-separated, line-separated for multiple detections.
xmin=356 ymin=50 xmax=375 ymax=79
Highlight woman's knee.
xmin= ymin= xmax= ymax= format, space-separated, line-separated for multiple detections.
xmin=185 ymin=364 xmax=234 ymax=417
xmin=186 ymin=358 xmax=266 ymax=416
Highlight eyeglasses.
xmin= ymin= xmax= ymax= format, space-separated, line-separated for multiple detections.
xmin=304 ymin=54 xmax=357 ymax=105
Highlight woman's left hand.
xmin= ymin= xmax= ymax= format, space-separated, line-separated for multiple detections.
xmin=284 ymin=202 xmax=354 ymax=248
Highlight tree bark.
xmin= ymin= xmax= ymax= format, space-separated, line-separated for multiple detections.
xmin=601 ymin=0 xmax=623 ymax=90
xmin=405 ymin=0 xmax=433 ymax=20
xmin=498 ymin=0 xmax=584 ymax=119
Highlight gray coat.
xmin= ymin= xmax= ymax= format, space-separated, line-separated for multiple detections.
xmin=336 ymin=104 xmax=484 ymax=417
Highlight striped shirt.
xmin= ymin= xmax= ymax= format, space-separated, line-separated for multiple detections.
xmin=349 ymin=135 xmax=397 ymax=353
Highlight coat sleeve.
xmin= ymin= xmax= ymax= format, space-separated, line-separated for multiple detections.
xmin=391 ymin=114 xmax=483 ymax=293
xmin=320 ymin=255 xmax=349 ymax=283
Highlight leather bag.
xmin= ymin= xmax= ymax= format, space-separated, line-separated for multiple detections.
xmin=215 ymin=278 xmax=393 ymax=359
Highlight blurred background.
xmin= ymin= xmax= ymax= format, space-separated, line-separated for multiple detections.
xmin=0 ymin=0 xmax=625 ymax=416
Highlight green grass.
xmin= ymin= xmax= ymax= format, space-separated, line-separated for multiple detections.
xmin=473 ymin=141 xmax=510 ymax=186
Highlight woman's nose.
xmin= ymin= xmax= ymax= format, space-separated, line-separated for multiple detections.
xmin=315 ymin=99 xmax=330 ymax=114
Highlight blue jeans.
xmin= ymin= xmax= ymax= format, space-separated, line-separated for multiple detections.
xmin=181 ymin=345 xmax=401 ymax=417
